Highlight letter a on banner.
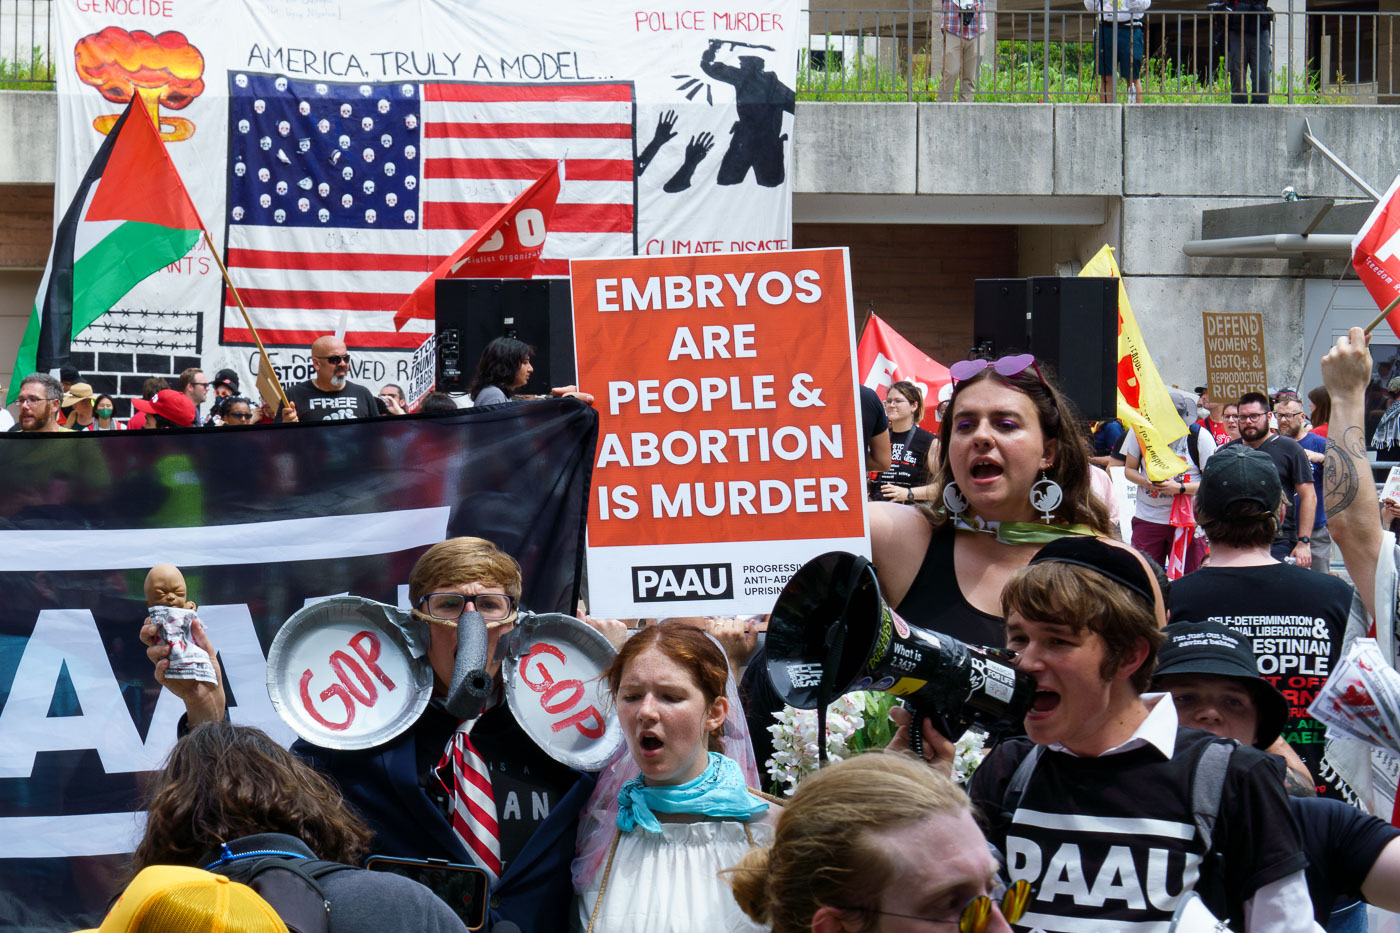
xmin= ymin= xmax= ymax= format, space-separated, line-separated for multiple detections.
xmin=1080 ymin=245 xmax=1189 ymax=482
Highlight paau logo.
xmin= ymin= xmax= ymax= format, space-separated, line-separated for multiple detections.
xmin=632 ymin=563 xmax=734 ymax=602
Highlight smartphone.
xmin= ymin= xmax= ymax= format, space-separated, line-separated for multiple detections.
xmin=364 ymin=855 xmax=489 ymax=930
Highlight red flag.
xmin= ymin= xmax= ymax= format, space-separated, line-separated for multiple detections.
xmin=855 ymin=314 xmax=951 ymax=431
xmin=1352 ymin=173 xmax=1400 ymax=338
xmin=393 ymin=160 xmax=563 ymax=331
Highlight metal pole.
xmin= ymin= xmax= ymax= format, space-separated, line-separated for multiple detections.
xmin=908 ymin=0 xmax=915 ymax=101
xmin=1043 ymin=0 xmax=1051 ymax=100
xmin=1301 ymin=117 xmax=1384 ymax=200
xmin=1287 ymin=0 xmax=1294 ymax=103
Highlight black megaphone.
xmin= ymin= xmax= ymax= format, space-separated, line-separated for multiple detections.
xmin=766 ymin=551 xmax=1033 ymax=743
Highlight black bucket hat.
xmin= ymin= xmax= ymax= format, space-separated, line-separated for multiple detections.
xmin=1153 ymin=621 xmax=1288 ymax=749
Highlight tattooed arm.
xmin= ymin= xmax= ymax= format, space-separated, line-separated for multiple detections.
xmin=1321 ymin=326 xmax=1384 ymax=621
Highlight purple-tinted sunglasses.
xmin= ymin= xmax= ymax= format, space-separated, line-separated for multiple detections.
xmin=948 ymin=353 xmax=1046 ymax=386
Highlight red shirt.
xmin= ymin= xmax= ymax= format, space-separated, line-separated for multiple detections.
xmin=1197 ymin=417 xmax=1230 ymax=447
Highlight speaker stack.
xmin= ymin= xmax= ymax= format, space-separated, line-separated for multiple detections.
xmin=972 ymin=276 xmax=1118 ymax=421
xmin=434 ymin=279 xmax=575 ymax=395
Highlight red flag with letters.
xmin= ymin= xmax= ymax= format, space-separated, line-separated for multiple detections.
xmin=393 ymin=160 xmax=563 ymax=331
xmin=1352 ymin=173 xmax=1400 ymax=339
xmin=855 ymin=314 xmax=951 ymax=431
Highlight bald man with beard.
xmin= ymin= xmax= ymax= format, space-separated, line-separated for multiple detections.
xmin=276 ymin=334 xmax=381 ymax=423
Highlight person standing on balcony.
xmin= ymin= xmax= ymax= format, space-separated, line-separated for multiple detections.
xmin=1221 ymin=0 xmax=1273 ymax=103
xmin=1088 ymin=0 xmax=1151 ymax=102
xmin=939 ymin=0 xmax=987 ymax=102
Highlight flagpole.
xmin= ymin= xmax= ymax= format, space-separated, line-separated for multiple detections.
xmin=1364 ymin=293 xmax=1400 ymax=336
xmin=201 ymin=228 xmax=290 ymax=408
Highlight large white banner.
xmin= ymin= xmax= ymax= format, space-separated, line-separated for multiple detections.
xmin=53 ymin=1 xmax=797 ymax=392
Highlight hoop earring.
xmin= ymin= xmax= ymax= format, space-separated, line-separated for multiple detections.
xmin=1029 ymin=470 xmax=1063 ymax=524
xmin=942 ymin=481 xmax=968 ymax=517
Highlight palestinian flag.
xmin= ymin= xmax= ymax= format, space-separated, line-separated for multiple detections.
xmin=9 ymin=100 xmax=204 ymax=402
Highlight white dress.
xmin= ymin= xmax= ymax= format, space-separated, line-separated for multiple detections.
xmin=575 ymin=820 xmax=773 ymax=933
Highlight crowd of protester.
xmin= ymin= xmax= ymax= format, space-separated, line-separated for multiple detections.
xmin=4 ymin=334 xmax=594 ymax=434
xmin=22 ymin=321 xmax=1400 ymax=933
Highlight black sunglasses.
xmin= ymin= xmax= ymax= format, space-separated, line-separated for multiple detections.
xmin=316 ymin=354 xmax=352 ymax=365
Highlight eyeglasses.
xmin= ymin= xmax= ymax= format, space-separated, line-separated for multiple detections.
xmin=949 ymin=354 xmax=1045 ymax=387
xmin=224 ymin=411 xmax=253 ymax=422
xmin=1276 ymin=410 xmax=1305 ymax=420
xmin=193 ymin=380 xmax=212 ymax=388
xmin=16 ymin=395 xmax=55 ymax=407
xmin=1223 ymin=413 xmax=1239 ymax=421
xmin=837 ymin=879 xmax=1033 ymax=933
xmin=416 ymin=592 xmax=517 ymax=623
xmin=1238 ymin=412 xmax=1269 ymax=422
xmin=316 ymin=354 xmax=352 ymax=365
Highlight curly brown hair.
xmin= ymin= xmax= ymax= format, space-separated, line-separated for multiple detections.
xmin=131 ymin=722 xmax=372 ymax=876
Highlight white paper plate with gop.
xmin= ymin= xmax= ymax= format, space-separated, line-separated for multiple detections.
xmin=267 ymin=596 xmax=433 ymax=750
xmin=502 ymin=612 xmax=625 ymax=771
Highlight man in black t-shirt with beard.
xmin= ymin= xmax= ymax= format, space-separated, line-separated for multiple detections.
xmin=276 ymin=334 xmax=381 ymax=423
xmin=1170 ymin=446 xmax=1368 ymax=801
xmin=1226 ymin=391 xmax=1315 ymax=566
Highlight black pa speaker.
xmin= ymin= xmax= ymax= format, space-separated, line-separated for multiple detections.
xmin=434 ymin=279 xmax=575 ymax=395
xmin=972 ymin=276 xmax=1117 ymax=421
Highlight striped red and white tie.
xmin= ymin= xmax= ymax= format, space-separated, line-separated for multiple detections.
xmin=437 ymin=723 xmax=502 ymax=882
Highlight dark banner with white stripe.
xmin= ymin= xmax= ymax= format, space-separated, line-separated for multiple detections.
xmin=0 ymin=400 xmax=596 ymax=932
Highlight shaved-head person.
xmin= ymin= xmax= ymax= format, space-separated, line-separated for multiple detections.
xmin=276 ymin=334 xmax=381 ymax=423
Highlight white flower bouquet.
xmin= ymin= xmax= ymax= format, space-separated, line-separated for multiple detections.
xmin=765 ymin=692 xmax=990 ymax=795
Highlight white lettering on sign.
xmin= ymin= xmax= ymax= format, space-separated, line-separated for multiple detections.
xmin=298 ymin=629 xmax=399 ymax=732
xmin=595 ymin=269 xmax=822 ymax=312
xmin=1375 ymin=226 xmax=1400 ymax=264
xmin=517 ymin=643 xmax=606 ymax=738
xmin=0 ymin=604 xmax=287 ymax=780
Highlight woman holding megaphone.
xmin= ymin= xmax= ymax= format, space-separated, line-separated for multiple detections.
xmin=870 ymin=354 xmax=1115 ymax=649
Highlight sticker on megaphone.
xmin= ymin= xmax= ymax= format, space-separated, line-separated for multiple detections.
xmin=765 ymin=551 xmax=1034 ymax=738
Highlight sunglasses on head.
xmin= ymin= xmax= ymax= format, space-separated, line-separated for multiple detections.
xmin=948 ymin=353 xmax=1045 ymax=387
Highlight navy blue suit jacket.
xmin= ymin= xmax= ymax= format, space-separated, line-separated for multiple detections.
xmin=294 ymin=705 xmax=594 ymax=933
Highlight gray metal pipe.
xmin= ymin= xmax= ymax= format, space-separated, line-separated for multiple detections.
xmin=1183 ymin=234 xmax=1355 ymax=258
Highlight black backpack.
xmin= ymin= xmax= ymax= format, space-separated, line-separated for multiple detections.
xmin=205 ymin=850 xmax=355 ymax=933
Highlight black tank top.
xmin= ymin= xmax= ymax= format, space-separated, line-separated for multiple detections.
xmin=893 ymin=524 xmax=1005 ymax=647
xmin=869 ymin=426 xmax=935 ymax=499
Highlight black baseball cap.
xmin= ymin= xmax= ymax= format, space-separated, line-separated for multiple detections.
xmin=212 ymin=368 xmax=240 ymax=393
xmin=1152 ymin=621 xmax=1288 ymax=749
xmin=1196 ymin=446 xmax=1282 ymax=518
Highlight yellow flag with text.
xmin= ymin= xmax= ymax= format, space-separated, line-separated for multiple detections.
xmin=1080 ymin=245 xmax=1189 ymax=481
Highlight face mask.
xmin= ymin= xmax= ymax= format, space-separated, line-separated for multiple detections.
xmin=1197 ymin=407 xmax=1210 ymax=421
xmin=97 ymin=408 xmax=113 ymax=419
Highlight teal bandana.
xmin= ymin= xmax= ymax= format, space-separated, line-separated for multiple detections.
xmin=616 ymin=752 xmax=768 ymax=834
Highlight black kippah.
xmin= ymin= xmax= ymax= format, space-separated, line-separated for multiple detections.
xmin=1028 ymin=536 xmax=1155 ymax=609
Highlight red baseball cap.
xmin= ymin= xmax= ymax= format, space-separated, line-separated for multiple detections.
xmin=131 ymin=389 xmax=197 ymax=427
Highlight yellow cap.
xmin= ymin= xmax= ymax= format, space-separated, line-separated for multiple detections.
xmin=77 ymin=865 xmax=290 ymax=933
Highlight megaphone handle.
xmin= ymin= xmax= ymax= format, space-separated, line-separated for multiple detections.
xmin=905 ymin=704 xmax=957 ymax=761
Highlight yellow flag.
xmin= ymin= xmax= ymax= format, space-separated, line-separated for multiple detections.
xmin=1080 ymin=245 xmax=1190 ymax=481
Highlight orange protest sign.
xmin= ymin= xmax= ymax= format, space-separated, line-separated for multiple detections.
xmin=571 ymin=248 xmax=869 ymax=617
